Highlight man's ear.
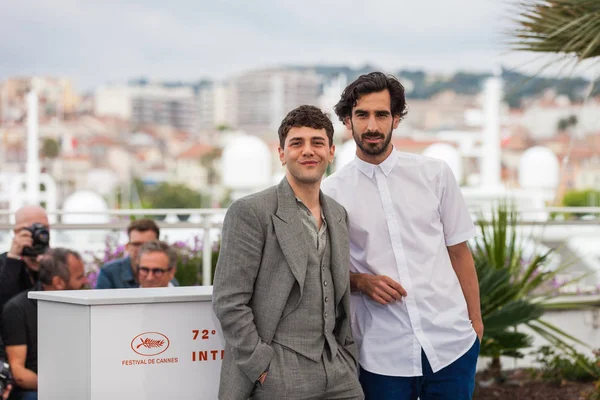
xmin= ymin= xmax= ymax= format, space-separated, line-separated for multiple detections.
xmin=51 ymin=276 xmax=66 ymax=290
xmin=329 ymin=144 xmax=336 ymax=164
xmin=344 ymin=116 xmax=352 ymax=131
xmin=278 ymin=145 xmax=286 ymax=166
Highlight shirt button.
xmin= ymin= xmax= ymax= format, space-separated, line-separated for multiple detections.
xmin=324 ymin=297 xmax=329 ymax=303
xmin=323 ymin=281 xmax=328 ymax=287
xmin=324 ymin=312 xmax=328 ymax=318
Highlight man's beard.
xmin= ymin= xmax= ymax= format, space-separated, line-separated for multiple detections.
xmin=352 ymin=126 xmax=393 ymax=156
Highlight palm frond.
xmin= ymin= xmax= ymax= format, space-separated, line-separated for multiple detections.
xmin=485 ymin=300 xmax=544 ymax=332
xmin=510 ymin=0 xmax=600 ymax=62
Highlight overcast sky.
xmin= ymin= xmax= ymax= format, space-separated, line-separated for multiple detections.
xmin=1 ymin=0 xmax=596 ymax=91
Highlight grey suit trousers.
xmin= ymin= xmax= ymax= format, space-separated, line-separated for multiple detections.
xmin=250 ymin=342 xmax=364 ymax=400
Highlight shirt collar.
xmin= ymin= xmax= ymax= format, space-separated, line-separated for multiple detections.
xmin=295 ymin=197 xmax=326 ymax=221
xmin=355 ymin=146 xmax=398 ymax=178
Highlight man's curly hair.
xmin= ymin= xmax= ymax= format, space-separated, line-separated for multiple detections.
xmin=278 ymin=105 xmax=334 ymax=148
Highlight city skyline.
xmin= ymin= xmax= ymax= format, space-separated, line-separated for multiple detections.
xmin=3 ymin=0 xmax=598 ymax=91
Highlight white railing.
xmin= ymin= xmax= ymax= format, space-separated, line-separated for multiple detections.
xmin=0 ymin=207 xmax=598 ymax=286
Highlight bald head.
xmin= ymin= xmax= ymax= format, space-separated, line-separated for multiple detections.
xmin=15 ymin=205 xmax=49 ymax=228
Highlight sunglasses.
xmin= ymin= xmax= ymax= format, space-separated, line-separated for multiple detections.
xmin=138 ymin=266 xmax=172 ymax=278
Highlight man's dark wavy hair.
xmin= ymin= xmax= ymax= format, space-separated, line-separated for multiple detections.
xmin=278 ymin=105 xmax=334 ymax=148
xmin=334 ymin=72 xmax=408 ymax=122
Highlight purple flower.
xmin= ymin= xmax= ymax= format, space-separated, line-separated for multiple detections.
xmin=86 ymin=270 xmax=98 ymax=289
xmin=173 ymin=241 xmax=187 ymax=248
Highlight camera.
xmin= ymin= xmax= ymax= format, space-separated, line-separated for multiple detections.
xmin=21 ymin=223 xmax=50 ymax=257
xmin=0 ymin=360 xmax=12 ymax=397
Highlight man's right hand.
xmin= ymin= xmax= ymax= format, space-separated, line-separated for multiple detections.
xmin=7 ymin=224 xmax=33 ymax=259
xmin=258 ymin=371 xmax=268 ymax=386
xmin=352 ymin=273 xmax=407 ymax=305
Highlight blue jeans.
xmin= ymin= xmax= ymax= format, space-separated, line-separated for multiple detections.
xmin=16 ymin=390 xmax=38 ymax=400
xmin=359 ymin=337 xmax=480 ymax=400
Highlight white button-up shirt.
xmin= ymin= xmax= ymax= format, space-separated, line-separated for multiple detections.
xmin=322 ymin=148 xmax=477 ymax=376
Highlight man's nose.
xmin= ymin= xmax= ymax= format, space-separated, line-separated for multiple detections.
xmin=302 ymin=143 xmax=314 ymax=155
xmin=367 ymin=115 xmax=378 ymax=131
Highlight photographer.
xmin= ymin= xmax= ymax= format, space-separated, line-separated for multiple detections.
xmin=0 ymin=206 xmax=50 ymax=317
xmin=2 ymin=248 xmax=86 ymax=400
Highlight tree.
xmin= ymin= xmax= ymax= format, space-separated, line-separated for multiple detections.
xmin=215 ymin=124 xmax=232 ymax=132
xmin=144 ymin=183 xmax=205 ymax=210
xmin=557 ymin=115 xmax=578 ymax=132
xmin=560 ymin=189 xmax=600 ymax=218
xmin=41 ymin=138 xmax=60 ymax=159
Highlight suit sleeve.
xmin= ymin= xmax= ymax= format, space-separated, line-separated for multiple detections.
xmin=212 ymin=199 xmax=273 ymax=384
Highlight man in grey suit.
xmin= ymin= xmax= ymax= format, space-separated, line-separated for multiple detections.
xmin=213 ymin=105 xmax=363 ymax=400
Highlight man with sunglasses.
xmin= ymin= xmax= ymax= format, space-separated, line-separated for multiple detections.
xmin=136 ymin=241 xmax=176 ymax=289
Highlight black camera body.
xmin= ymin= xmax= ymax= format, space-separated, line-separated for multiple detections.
xmin=0 ymin=360 xmax=12 ymax=396
xmin=21 ymin=223 xmax=50 ymax=257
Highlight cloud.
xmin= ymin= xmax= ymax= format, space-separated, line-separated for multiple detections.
xmin=0 ymin=0 xmax=593 ymax=91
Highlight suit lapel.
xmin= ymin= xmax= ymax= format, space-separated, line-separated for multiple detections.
xmin=321 ymin=193 xmax=349 ymax=305
xmin=272 ymin=178 xmax=308 ymax=297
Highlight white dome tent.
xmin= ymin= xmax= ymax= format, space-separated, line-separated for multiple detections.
xmin=423 ymin=143 xmax=463 ymax=184
xmin=221 ymin=135 xmax=272 ymax=200
xmin=60 ymin=190 xmax=111 ymax=254
xmin=518 ymin=146 xmax=560 ymax=190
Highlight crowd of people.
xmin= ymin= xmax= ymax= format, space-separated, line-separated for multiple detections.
xmin=0 ymin=211 xmax=180 ymax=400
xmin=0 ymin=72 xmax=483 ymax=400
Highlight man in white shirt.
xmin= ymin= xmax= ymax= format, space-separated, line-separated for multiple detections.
xmin=322 ymin=72 xmax=483 ymax=400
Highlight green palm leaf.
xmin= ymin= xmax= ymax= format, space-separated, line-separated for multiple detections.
xmin=510 ymin=0 xmax=600 ymax=62
xmin=474 ymin=201 xmax=589 ymax=375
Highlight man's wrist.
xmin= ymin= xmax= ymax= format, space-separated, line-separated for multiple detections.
xmin=6 ymin=252 xmax=21 ymax=260
xmin=350 ymin=273 xmax=364 ymax=293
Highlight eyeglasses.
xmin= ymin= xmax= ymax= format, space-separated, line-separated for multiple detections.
xmin=138 ymin=266 xmax=172 ymax=278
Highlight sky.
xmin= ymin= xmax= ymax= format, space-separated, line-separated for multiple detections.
xmin=1 ymin=0 xmax=597 ymax=91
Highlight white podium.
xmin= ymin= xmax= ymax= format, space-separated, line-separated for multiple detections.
xmin=29 ymin=287 xmax=225 ymax=400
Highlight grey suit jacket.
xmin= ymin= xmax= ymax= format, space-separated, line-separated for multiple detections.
xmin=212 ymin=178 xmax=358 ymax=400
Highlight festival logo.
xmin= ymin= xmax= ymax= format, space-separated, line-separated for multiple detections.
xmin=130 ymin=332 xmax=170 ymax=356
